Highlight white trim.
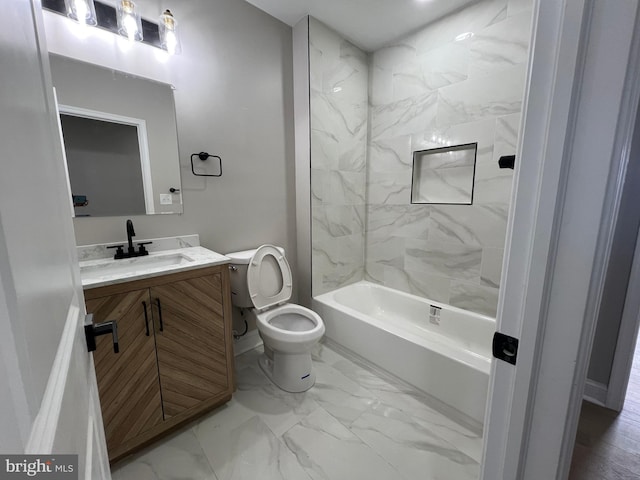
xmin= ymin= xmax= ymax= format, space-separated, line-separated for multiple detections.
xmin=136 ymin=119 xmax=153 ymax=214
xmin=234 ymin=329 xmax=263 ymax=356
xmin=52 ymin=89 xmax=76 ymax=217
xmin=293 ymin=17 xmax=312 ymax=307
xmin=499 ymin=1 xmax=640 ymax=479
xmin=583 ymin=380 xmax=607 ymax=406
xmin=605 ymin=222 xmax=640 ymax=410
xmin=58 ymin=104 xmax=155 ymax=214
xmin=0 ymin=244 xmax=32 ymax=448
xmin=83 ymin=387 xmax=111 ymax=480
xmin=84 ymin=412 xmax=94 ymax=480
xmin=598 ymin=23 xmax=640 ymax=408
xmin=481 ymin=0 xmax=587 ymax=477
xmin=26 ymin=297 xmax=81 ymax=453
xmin=556 ymin=4 xmax=640 ymax=477
xmin=89 ymin=369 xmax=111 ymax=479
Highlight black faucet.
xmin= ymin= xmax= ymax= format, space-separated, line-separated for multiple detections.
xmin=126 ymin=219 xmax=136 ymax=254
xmin=106 ymin=219 xmax=152 ymax=259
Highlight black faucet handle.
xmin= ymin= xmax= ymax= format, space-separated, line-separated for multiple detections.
xmin=107 ymin=245 xmax=125 ymax=259
xmin=137 ymin=241 xmax=152 ymax=255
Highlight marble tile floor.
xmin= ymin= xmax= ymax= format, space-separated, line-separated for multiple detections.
xmin=569 ymin=340 xmax=640 ymax=479
xmin=111 ymin=341 xmax=483 ymax=480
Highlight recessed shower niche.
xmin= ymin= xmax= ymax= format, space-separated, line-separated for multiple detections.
xmin=410 ymin=143 xmax=477 ymax=205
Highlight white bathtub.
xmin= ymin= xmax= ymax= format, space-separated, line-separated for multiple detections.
xmin=312 ymin=281 xmax=495 ymax=425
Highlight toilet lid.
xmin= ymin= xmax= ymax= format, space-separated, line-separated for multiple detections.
xmin=247 ymin=245 xmax=293 ymax=311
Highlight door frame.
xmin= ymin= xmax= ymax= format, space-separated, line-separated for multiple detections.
xmin=481 ymin=0 xmax=640 ymax=479
xmin=605 ymin=223 xmax=640 ymax=410
xmin=58 ymin=104 xmax=155 ymax=215
xmin=585 ymin=101 xmax=640 ymax=412
xmin=595 ymin=73 xmax=640 ymax=411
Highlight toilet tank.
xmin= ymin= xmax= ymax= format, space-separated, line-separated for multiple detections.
xmin=225 ymin=246 xmax=285 ymax=308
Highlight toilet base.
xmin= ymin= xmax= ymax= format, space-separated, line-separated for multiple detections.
xmin=258 ymin=350 xmax=316 ymax=393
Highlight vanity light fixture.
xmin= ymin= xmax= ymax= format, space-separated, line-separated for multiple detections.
xmin=117 ymin=0 xmax=143 ymax=42
xmin=43 ymin=0 xmax=177 ymax=51
xmin=64 ymin=0 xmax=97 ymax=25
xmin=159 ymin=9 xmax=181 ymax=55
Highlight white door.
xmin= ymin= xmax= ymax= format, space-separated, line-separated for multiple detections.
xmin=0 ymin=0 xmax=110 ymax=478
xmin=481 ymin=0 xmax=640 ymax=479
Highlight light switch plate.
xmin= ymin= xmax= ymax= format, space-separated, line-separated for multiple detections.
xmin=160 ymin=194 xmax=172 ymax=205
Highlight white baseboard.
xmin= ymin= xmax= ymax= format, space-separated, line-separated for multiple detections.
xmin=583 ymin=379 xmax=607 ymax=406
xmin=233 ymin=329 xmax=262 ymax=356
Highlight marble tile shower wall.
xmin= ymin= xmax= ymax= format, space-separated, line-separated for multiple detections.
xmin=365 ymin=0 xmax=532 ymax=316
xmin=310 ymin=18 xmax=369 ymax=296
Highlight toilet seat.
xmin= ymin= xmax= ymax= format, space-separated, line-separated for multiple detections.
xmin=255 ymin=303 xmax=324 ymax=344
xmin=247 ymin=245 xmax=293 ymax=311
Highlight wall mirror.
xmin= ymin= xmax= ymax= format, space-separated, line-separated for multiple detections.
xmin=49 ymin=54 xmax=182 ymax=217
xmin=411 ymin=143 xmax=477 ymax=205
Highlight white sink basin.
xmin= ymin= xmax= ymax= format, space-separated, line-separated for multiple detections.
xmin=80 ymin=253 xmax=194 ymax=278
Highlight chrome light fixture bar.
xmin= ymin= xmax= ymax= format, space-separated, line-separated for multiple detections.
xmin=42 ymin=0 xmax=180 ymax=53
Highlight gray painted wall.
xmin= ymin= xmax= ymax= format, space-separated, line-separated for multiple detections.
xmin=61 ymin=116 xmax=147 ymax=217
xmin=44 ymin=0 xmax=297 ymax=296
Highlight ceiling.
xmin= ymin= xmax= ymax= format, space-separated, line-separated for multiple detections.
xmin=243 ymin=0 xmax=479 ymax=51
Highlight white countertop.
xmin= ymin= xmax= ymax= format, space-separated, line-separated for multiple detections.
xmin=78 ymin=236 xmax=230 ymax=289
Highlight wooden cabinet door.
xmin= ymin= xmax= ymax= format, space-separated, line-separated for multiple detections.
xmin=86 ymin=289 xmax=164 ymax=456
xmin=151 ymin=273 xmax=229 ymax=419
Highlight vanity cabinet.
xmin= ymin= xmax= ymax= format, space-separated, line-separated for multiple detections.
xmin=84 ymin=265 xmax=234 ymax=463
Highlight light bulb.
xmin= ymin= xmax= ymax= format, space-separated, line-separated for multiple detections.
xmin=117 ymin=0 xmax=143 ymax=42
xmin=165 ymin=30 xmax=178 ymax=55
xmin=65 ymin=0 xmax=97 ymax=25
xmin=123 ymin=14 xmax=138 ymax=40
xmin=159 ymin=10 xmax=181 ymax=55
xmin=74 ymin=0 xmax=87 ymax=23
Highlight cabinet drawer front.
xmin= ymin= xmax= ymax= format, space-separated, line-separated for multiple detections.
xmin=87 ymin=289 xmax=164 ymax=455
xmin=151 ymin=273 xmax=229 ymax=419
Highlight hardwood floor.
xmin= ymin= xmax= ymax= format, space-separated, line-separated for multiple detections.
xmin=569 ymin=341 xmax=640 ymax=479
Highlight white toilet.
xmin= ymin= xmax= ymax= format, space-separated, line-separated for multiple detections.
xmin=226 ymin=245 xmax=325 ymax=392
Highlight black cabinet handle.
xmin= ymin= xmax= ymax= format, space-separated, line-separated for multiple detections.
xmin=155 ymin=298 xmax=164 ymax=332
xmin=142 ymin=301 xmax=150 ymax=336
xmin=84 ymin=314 xmax=119 ymax=354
